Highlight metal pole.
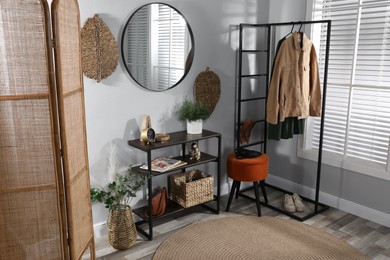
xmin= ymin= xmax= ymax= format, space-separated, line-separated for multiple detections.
xmin=315 ymin=20 xmax=331 ymax=212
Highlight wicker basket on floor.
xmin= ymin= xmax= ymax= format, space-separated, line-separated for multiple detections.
xmin=170 ymin=170 xmax=214 ymax=208
xmin=107 ymin=205 xmax=137 ymax=250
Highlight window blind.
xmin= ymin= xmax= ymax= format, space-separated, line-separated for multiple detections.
xmin=308 ymin=0 xmax=390 ymax=175
xmin=127 ymin=7 xmax=150 ymax=87
xmin=154 ymin=5 xmax=186 ymax=89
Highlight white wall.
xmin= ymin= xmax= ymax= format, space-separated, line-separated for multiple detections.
xmin=79 ymin=0 xmax=270 ymax=226
xmin=81 ymin=0 xmax=390 ymax=231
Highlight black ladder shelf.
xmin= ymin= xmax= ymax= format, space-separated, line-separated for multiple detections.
xmin=235 ymin=21 xmax=331 ymax=221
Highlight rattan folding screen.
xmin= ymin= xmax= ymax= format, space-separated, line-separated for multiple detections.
xmin=0 ymin=0 xmax=94 ymax=259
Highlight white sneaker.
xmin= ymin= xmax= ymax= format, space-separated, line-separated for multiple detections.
xmin=292 ymin=193 xmax=305 ymax=212
xmin=283 ymin=194 xmax=296 ymax=212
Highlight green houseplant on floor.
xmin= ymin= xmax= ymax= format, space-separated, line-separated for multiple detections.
xmin=177 ymin=99 xmax=211 ymax=134
xmin=90 ymin=166 xmax=148 ymax=250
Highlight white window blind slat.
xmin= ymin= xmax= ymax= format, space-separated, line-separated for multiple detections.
xmin=363 ymin=0 xmax=388 ymax=4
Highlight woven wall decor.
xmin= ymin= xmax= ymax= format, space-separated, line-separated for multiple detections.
xmin=81 ymin=14 xmax=119 ymax=82
xmin=194 ymin=67 xmax=221 ymax=115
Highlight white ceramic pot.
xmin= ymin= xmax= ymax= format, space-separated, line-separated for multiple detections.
xmin=186 ymin=120 xmax=203 ymax=134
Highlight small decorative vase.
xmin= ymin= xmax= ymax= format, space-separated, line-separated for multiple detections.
xmin=107 ymin=205 xmax=137 ymax=250
xmin=187 ymin=120 xmax=203 ymax=134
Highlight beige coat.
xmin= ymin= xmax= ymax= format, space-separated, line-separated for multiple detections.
xmin=266 ymin=32 xmax=321 ymax=124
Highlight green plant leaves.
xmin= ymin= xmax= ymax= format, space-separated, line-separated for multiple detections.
xmin=89 ymin=165 xmax=148 ymax=210
xmin=177 ymin=100 xmax=211 ymax=122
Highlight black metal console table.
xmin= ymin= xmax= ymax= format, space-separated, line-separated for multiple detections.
xmin=128 ymin=129 xmax=221 ymax=240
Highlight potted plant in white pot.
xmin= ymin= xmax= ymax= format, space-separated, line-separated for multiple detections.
xmin=177 ymin=99 xmax=211 ymax=134
xmin=90 ymin=166 xmax=148 ymax=250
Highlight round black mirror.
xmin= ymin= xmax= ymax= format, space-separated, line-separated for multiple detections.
xmin=121 ymin=3 xmax=194 ymax=91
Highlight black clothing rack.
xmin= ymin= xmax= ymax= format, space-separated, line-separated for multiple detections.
xmin=236 ymin=20 xmax=331 ymax=221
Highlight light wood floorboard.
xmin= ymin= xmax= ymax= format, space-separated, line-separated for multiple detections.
xmin=86 ymin=187 xmax=390 ymax=260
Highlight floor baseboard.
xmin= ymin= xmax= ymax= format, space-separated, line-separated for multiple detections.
xmin=93 ymin=175 xmax=390 ymax=238
xmin=94 ymin=221 xmax=108 ymax=239
xmin=266 ymin=174 xmax=390 ymax=227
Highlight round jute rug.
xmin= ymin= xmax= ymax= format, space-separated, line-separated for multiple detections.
xmin=153 ymin=216 xmax=368 ymax=260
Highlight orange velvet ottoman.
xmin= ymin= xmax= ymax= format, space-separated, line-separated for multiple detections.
xmin=226 ymin=152 xmax=269 ymax=216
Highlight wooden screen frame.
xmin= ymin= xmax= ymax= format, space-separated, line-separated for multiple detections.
xmin=51 ymin=0 xmax=95 ymax=259
xmin=0 ymin=0 xmax=95 ymax=259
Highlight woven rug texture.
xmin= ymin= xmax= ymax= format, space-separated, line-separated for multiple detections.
xmin=153 ymin=216 xmax=368 ymax=260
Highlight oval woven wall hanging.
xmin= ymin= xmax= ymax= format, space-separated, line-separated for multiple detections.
xmin=81 ymin=14 xmax=119 ymax=82
xmin=194 ymin=67 xmax=221 ymax=115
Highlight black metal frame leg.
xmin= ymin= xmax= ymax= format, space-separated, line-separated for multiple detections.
xmin=235 ymin=181 xmax=241 ymax=199
xmin=226 ymin=180 xmax=239 ymax=212
xmin=260 ymin=180 xmax=268 ymax=203
xmin=253 ymin=181 xmax=262 ymax=217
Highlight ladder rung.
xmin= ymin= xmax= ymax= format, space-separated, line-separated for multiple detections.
xmin=240 ymin=97 xmax=266 ymax=102
xmin=242 ymin=50 xmax=268 ymax=53
xmin=238 ymin=119 xmax=265 ymax=125
xmin=241 ymin=74 xmax=267 ymax=78
xmin=239 ymin=141 xmax=265 ymax=148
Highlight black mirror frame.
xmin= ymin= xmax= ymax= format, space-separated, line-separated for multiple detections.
xmin=121 ymin=2 xmax=195 ymax=92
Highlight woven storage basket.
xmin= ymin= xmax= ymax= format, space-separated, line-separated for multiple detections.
xmin=170 ymin=170 xmax=214 ymax=208
xmin=107 ymin=206 xmax=137 ymax=250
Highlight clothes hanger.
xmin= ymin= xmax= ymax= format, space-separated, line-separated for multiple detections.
xmin=283 ymin=24 xmax=295 ymax=39
xmin=298 ymin=24 xmax=303 ymax=48
xmin=290 ymin=24 xmax=295 ymax=34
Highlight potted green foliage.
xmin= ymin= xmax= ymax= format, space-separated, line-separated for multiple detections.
xmin=90 ymin=166 xmax=148 ymax=250
xmin=177 ymin=99 xmax=211 ymax=134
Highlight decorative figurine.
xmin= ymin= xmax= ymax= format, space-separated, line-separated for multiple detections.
xmin=189 ymin=141 xmax=201 ymax=160
xmin=140 ymin=115 xmax=155 ymax=144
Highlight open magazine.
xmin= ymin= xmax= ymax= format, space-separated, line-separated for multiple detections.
xmin=140 ymin=157 xmax=187 ymax=172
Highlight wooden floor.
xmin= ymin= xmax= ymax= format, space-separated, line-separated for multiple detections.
xmin=86 ymin=187 xmax=390 ymax=260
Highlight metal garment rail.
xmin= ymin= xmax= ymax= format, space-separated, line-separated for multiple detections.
xmin=236 ymin=20 xmax=331 ymax=221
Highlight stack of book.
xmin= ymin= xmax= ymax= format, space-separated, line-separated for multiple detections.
xmin=140 ymin=157 xmax=187 ymax=172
